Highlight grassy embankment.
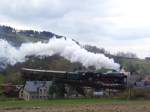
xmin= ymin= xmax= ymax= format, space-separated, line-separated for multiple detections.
xmin=0 ymin=98 xmax=148 ymax=108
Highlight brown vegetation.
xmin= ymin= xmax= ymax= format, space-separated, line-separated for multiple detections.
xmin=1 ymin=102 xmax=150 ymax=112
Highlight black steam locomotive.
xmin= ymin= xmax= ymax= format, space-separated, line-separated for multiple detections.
xmin=21 ymin=68 xmax=127 ymax=91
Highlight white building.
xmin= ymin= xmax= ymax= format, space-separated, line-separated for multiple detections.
xmin=19 ymin=81 xmax=52 ymax=100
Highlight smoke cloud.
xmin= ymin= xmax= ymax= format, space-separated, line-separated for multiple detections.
xmin=0 ymin=37 xmax=120 ymax=70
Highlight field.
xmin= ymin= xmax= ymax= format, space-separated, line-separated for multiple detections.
xmin=0 ymin=98 xmax=150 ymax=112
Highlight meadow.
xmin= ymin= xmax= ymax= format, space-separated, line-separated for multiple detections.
xmin=0 ymin=98 xmax=150 ymax=112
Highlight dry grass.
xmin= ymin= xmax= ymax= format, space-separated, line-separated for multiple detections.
xmin=0 ymin=99 xmax=150 ymax=112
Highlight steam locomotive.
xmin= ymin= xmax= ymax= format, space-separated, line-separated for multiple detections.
xmin=21 ymin=68 xmax=127 ymax=91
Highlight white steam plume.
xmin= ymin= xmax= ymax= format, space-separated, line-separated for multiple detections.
xmin=0 ymin=37 xmax=120 ymax=70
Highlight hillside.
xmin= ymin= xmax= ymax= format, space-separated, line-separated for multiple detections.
xmin=0 ymin=25 xmax=63 ymax=46
xmin=0 ymin=25 xmax=150 ymax=84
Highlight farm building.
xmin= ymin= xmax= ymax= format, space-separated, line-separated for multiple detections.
xmin=19 ymin=81 xmax=52 ymax=100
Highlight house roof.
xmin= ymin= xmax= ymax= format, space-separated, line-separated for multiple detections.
xmin=24 ymin=81 xmax=52 ymax=93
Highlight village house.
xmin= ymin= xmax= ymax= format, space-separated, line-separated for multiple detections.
xmin=19 ymin=81 xmax=52 ymax=100
xmin=135 ymin=76 xmax=150 ymax=88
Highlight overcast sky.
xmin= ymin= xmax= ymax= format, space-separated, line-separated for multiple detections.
xmin=0 ymin=0 xmax=150 ymax=58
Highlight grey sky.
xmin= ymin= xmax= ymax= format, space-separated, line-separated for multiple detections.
xmin=0 ymin=0 xmax=150 ymax=58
